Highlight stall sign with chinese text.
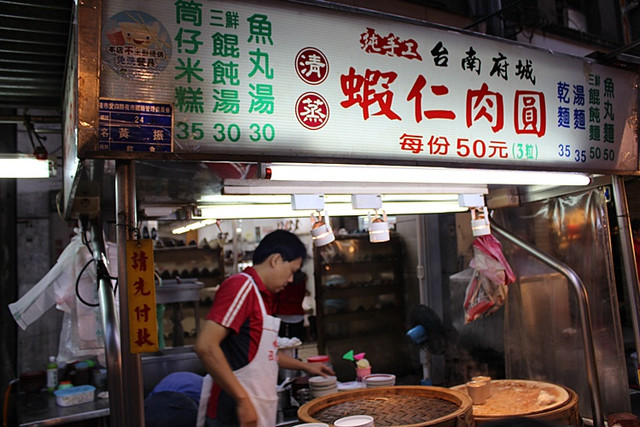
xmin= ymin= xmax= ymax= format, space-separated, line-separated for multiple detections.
xmin=99 ymin=99 xmax=173 ymax=152
xmin=126 ymin=239 xmax=158 ymax=354
xmin=98 ymin=0 xmax=638 ymax=173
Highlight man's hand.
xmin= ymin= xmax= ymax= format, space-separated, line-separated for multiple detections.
xmin=304 ymin=361 xmax=335 ymax=378
xmin=237 ymin=397 xmax=258 ymax=427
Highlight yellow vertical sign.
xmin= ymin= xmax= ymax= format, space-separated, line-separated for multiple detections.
xmin=126 ymin=239 xmax=158 ymax=354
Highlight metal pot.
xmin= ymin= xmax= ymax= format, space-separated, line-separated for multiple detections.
xmin=278 ymin=367 xmax=300 ymax=382
xmin=277 ymin=388 xmax=291 ymax=411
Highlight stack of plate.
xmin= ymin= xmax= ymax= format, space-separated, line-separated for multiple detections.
xmin=363 ymin=373 xmax=396 ymax=388
xmin=309 ymin=375 xmax=338 ymax=398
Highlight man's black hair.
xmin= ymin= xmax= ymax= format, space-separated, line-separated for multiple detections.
xmin=632 ymin=218 xmax=640 ymax=233
xmin=252 ymin=230 xmax=307 ymax=265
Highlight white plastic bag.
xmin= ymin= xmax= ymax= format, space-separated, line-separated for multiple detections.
xmin=9 ymin=228 xmax=117 ymax=362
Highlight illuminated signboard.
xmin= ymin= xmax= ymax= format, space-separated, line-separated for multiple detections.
xmin=98 ymin=0 xmax=638 ymax=172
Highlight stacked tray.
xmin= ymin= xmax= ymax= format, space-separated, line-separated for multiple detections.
xmin=364 ymin=374 xmax=396 ymax=388
xmin=309 ymin=375 xmax=338 ymax=398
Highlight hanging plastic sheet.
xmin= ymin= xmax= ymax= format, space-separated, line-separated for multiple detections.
xmin=493 ymin=188 xmax=630 ymax=418
xmin=8 ymin=228 xmax=117 ymax=362
xmin=463 ymin=234 xmax=516 ymax=323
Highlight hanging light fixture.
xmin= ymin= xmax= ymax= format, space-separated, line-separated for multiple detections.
xmin=458 ymin=194 xmax=491 ymax=236
xmin=470 ymin=206 xmax=491 ymax=236
xmin=310 ymin=209 xmax=335 ymax=247
xmin=289 ymin=194 xmax=335 ymax=247
xmin=351 ymin=195 xmax=390 ymax=243
xmin=368 ymin=209 xmax=390 ymax=243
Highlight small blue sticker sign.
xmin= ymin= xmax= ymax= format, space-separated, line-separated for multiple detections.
xmin=99 ymin=99 xmax=173 ymax=152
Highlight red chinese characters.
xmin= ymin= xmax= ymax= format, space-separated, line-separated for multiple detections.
xmin=340 ymin=67 xmax=401 ymax=120
xmin=131 ymin=250 xmax=149 ymax=271
xmin=514 ymin=90 xmax=546 ymax=137
xmin=407 ymin=75 xmax=456 ymax=122
xmin=135 ymin=328 xmax=155 ymax=347
xmin=359 ymin=27 xmax=422 ymax=60
xmin=340 ymin=69 xmax=547 ymax=141
xmin=400 ymin=135 xmax=508 ymax=159
xmin=466 ymin=83 xmax=504 ymax=132
xmin=133 ymin=277 xmax=151 ymax=296
xmin=126 ymin=240 xmax=157 ymax=353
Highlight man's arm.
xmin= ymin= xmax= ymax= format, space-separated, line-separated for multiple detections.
xmin=195 ymin=319 xmax=258 ymax=427
xmin=277 ymin=352 xmax=335 ymax=377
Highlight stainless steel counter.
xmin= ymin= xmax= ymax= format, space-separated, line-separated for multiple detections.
xmin=17 ymin=392 xmax=109 ymax=427
xmin=16 ymin=390 xmax=303 ymax=426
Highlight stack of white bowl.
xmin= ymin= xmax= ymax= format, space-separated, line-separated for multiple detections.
xmin=363 ymin=373 xmax=396 ymax=388
xmin=309 ymin=375 xmax=338 ymax=398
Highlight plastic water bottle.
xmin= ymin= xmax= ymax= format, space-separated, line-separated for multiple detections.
xmin=46 ymin=356 xmax=58 ymax=393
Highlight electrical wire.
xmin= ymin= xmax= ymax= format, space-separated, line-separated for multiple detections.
xmin=75 ymin=258 xmax=119 ymax=308
xmin=75 ymin=259 xmax=100 ymax=307
xmin=22 ymin=111 xmax=48 ymax=159
xmin=75 ymin=219 xmax=119 ymax=307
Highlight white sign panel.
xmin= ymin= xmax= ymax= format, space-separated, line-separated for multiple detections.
xmin=99 ymin=0 xmax=638 ymax=173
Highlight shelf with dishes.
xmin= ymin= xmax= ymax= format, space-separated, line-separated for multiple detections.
xmin=313 ymin=234 xmax=408 ymax=380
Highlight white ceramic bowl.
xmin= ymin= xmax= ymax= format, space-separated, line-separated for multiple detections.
xmin=334 ymin=415 xmax=375 ymax=427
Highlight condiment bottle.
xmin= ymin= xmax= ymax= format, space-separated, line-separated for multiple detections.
xmin=46 ymin=356 xmax=58 ymax=393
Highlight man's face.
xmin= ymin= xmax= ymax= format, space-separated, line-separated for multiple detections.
xmin=270 ymin=256 xmax=303 ymax=293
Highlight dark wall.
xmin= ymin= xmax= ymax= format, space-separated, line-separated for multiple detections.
xmin=0 ymin=113 xmax=18 ymax=421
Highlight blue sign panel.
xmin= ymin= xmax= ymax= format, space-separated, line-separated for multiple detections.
xmin=99 ymin=99 xmax=173 ymax=152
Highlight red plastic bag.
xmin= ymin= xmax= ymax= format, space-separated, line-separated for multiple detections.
xmin=463 ymin=234 xmax=516 ymax=323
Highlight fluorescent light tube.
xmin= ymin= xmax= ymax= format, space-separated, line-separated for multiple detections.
xmin=223 ymin=179 xmax=488 ymax=195
xmin=199 ymin=194 xmax=460 ymax=204
xmin=195 ymin=201 xmax=466 ymax=220
xmin=0 ymin=154 xmax=54 ymax=178
xmin=171 ymin=219 xmax=217 ymax=235
xmin=267 ymin=163 xmax=591 ymax=186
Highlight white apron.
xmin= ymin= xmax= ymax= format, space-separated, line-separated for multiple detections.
xmin=197 ymin=273 xmax=281 ymax=427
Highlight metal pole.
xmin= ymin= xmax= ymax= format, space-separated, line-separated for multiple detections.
xmin=416 ymin=216 xmax=426 ymax=305
xmin=88 ymin=218 xmax=125 ymax=426
xmin=612 ymin=176 xmax=640 ymax=379
xmin=115 ymin=160 xmax=145 ymax=426
xmin=491 ymin=222 xmax=604 ymax=427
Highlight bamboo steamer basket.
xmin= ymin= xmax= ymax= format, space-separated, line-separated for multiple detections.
xmin=452 ymin=380 xmax=581 ymax=427
xmin=473 ymin=387 xmax=580 ymax=426
xmin=297 ymin=385 xmax=474 ymax=427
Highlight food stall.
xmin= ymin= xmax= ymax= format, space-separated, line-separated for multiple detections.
xmin=25 ymin=0 xmax=640 ymax=425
